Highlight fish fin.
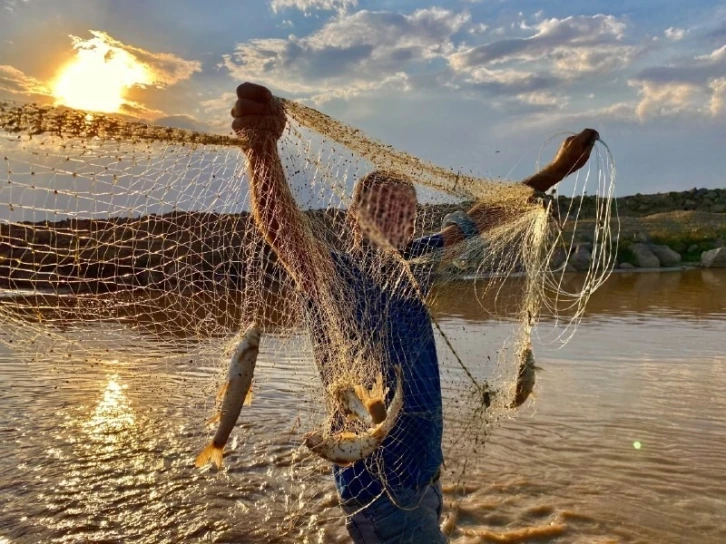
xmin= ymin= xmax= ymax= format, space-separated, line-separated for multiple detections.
xmin=216 ymin=381 xmax=229 ymax=403
xmin=371 ymin=372 xmax=384 ymax=399
xmin=243 ymin=383 xmax=254 ymax=406
xmin=533 ymin=365 xmax=545 ymax=371
xmin=206 ymin=412 xmax=221 ymax=426
xmin=195 ymin=442 xmax=224 ymax=469
xmin=354 ymin=384 xmax=370 ymax=403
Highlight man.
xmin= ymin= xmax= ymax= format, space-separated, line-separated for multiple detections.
xmin=230 ymin=82 xmax=597 ymax=543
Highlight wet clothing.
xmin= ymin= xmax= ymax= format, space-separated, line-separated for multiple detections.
xmin=342 ymin=479 xmax=446 ymax=544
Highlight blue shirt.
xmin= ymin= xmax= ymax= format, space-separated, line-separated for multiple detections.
xmin=306 ymin=234 xmax=445 ymax=505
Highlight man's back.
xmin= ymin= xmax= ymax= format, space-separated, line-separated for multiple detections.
xmin=306 ymin=249 xmax=443 ymax=506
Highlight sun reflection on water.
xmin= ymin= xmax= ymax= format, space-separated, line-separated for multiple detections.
xmin=83 ymin=375 xmax=135 ymax=438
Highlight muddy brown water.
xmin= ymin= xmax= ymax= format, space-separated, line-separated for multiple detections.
xmin=1 ymin=269 xmax=724 ymax=543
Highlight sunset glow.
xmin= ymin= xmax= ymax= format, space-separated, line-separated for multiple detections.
xmin=53 ymin=36 xmax=152 ymax=113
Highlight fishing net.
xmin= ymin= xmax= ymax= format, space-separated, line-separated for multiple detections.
xmin=0 ymin=97 xmax=616 ymax=539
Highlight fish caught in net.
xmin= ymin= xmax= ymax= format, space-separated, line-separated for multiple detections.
xmin=0 ymin=87 xmax=617 ymax=537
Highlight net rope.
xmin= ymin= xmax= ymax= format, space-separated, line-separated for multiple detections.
xmin=0 ymin=97 xmax=616 ymax=535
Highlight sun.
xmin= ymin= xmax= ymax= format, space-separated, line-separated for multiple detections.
xmin=53 ymin=40 xmax=152 ymax=113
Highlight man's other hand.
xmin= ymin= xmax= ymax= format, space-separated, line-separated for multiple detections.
xmin=551 ymin=128 xmax=599 ymax=177
xmin=231 ymin=82 xmax=286 ymax=149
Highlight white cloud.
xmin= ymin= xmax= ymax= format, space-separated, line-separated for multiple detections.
xmin=468 ymin=23 xmax=488 ymax=35
xmin=0 ymin=65 xmax=52 ymax=100
xmin=664 ymin=27 xmax=687 ymax=41
xmin=517 ymin=91 xmax=566 ymax=108
xmin=269 ymin=0 xmax=356 ymax=15
xmin=450 ymin=14 xmax=636 ymax=76
xmin=709 ymin=78 xmax=726 ymax=116
xmin=72 ymin=31 xmax=202 ymax=88
xmin=630 ymin=44 xmax=726 ymax=119
xmin=631 ymin=81 xmax=702 ymax=119
xmin=2 ymin=0 xmax=29 ymax=13
xmin=222 ymin=8 xmax=469 ymax=101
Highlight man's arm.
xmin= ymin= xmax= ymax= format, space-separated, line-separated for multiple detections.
xmin=440 ymin=128 xmax=599 ymax=247
xmin=231 ymin=82 xmax=332 ymax=298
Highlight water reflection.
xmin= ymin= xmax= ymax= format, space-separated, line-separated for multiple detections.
xmin=0 ymin=270 xmax=724 ymax=543
xmin=83 ymin=375 xmax=135 ymax=439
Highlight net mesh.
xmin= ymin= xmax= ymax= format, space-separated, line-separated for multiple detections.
xmin=0 ymin=97 xmax=616 ymax=534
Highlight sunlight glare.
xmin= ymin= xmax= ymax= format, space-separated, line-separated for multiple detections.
xmin=53 ymin=40 xmax=152 ymax=113
xmin=84 ymin=375 xmax=135 ymax=436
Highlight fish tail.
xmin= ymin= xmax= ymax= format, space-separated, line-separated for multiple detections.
xmin=195 ymin=442 xmax=224 ymax=469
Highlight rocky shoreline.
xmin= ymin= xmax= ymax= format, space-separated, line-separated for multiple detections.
xmin=1 ymin=187 xmax=724 ymax=293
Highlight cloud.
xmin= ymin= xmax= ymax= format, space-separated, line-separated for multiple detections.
xmin=153 ymin=114 xmax=213 ymax=133
xmin=664 ymin=27 xmax=687 ymax=41
xmin=450 ymin=14 xmax=636 ymax=76
xmin=629 ymin=44 xmax=726 ymax=119
xmin=199 ymin=91 xmax=238 ymax=133
xmin=490 ymin=90 xmax=569 ymax=116
xmin=463 ymin=66 xmax=558 ymax=94
xmin=118 ymin=100 xmax=165 ymax=119
xmin=269 ymin=0 xmax=356 ymax=14
xmin=2 ymin=0 xmax=28 ymax=13
xmin=70 ymin=31 xmax=202 ymax=88
xmin=222 ymin=8 xmax=469 ymax=103
xmin=0 ymin=64 xmax=52 ymax=101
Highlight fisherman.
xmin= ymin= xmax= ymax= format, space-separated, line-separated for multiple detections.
xmin=230 ymin=82 xmax=597 ymax=543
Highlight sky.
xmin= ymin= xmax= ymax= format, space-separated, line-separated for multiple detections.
xmin=1 ymin=0 xmax=725 ymax=195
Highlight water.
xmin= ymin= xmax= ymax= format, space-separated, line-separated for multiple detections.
xmin=1 ymin=269 xmax=725 ymax=543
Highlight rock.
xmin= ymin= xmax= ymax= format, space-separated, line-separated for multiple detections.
xmin=549 ymin=248 xmax=567 ymax=269
xmin=576 ymin=232 xmax=594 ymax=244
xmin=569 ymin=244 xmax=592 ymax=271
xmin=630 ymin=243 xmax=661 ymax=268
xmin=648 ymin=244 xmax=682 ymax=267
xmin=701 ymin=248 xmax=726 ymax=268
xmin=619 ymin=262 xmax=636 ymax=269
xmin=632 ymin=231 xmax=650 ymax=243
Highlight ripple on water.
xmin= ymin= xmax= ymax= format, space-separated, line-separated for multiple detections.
xmin=1 ymin=270 xmax=726 ymax=542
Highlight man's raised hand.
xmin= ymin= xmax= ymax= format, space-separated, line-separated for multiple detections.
xmin=231 ymin=82 xmax=286 ymax=150
xmin=550 ymin=128 xmax=599 ymax=178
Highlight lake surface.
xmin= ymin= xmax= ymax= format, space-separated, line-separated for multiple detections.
xmin=1 ymin=269 xmax=725 ymax=543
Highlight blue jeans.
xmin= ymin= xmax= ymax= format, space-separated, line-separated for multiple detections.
xmin=341 ymin=482 xmax=446 ymax=543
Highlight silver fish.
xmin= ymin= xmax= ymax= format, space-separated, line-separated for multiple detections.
xmin=510 ymin=342 xmax=542 ymax=408
xmin=305 ymin=366 xmax=403 ymax=466
xmin=196 ymin=324 xmax=260 ymax=469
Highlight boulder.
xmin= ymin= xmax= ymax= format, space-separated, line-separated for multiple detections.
xmin=549 ymin=248 xmax=567 ymax=269
xmin=649 ymin=244 xmax=682 ymax=267
xmin=701 ymin=248 xmax=726 ymax=268
xmin=630 ymin=243 xmax=660 ymax=268
xmin=619 ymin=262 xmax=636 ymax=270
xmin=569 ymin=244 xmax=592 ymax=271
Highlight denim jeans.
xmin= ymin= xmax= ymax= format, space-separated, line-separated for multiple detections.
xmin=341 ymin=482 xmax=446 ymax=544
